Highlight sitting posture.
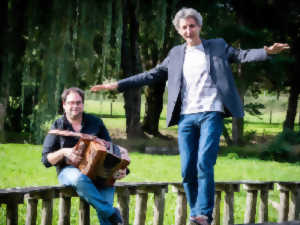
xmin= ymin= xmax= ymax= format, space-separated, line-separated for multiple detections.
xmin=42 ymin=87 xmax=126 ymax=225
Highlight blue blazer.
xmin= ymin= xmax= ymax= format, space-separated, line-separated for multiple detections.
xmin=118 ymin=38 xmax=269 ymax=127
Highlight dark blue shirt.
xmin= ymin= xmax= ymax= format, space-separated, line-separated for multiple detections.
xmin=42 ymin=113 xmax=111 ymax=175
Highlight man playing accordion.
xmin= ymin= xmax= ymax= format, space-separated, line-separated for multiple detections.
xmin=42 ymin=87 xmax=127 ymax=225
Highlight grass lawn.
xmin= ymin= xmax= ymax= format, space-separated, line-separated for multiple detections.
xmin=1 ymin=94 xmax=299 ymax=224
xmin=1 ymin=144 xmax=300 ymax=224
xmin=85 ymin=95 xmax=299 ymax=137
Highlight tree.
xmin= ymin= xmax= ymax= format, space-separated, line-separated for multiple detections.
xmin=0 ymin=0 xmax=9 ymax=141
xmin=1 ymin=0 xmax=125 ymax=143
xmin=120 ymin=0 xmax=144 ymax=138
xmin=228 ymin=0 xmax=300 ymax=132
xmin=2 ymin=0 xmax=27 ymax=137
xmin=137 ymin=0 xmax=180 ymax=136
xmin=2 ymin=0 xmax=295 ymax=144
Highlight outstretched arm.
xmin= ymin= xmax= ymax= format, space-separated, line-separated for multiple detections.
xmin=90 ymin=54 xmax=170 ymax=93
xmin=264 ymin=43 xmax=290 ymax=55
xmin=90 ymin=82 xmax=118 ymax=92
xmin=227 ymin=40 xmax=290 ymax=63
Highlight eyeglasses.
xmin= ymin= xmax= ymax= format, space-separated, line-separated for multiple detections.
xmin=65 ymin=101 xmax=83 ymax=106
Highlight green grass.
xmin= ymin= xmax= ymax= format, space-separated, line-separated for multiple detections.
xmin=1 ymin=145 xmax=300 ymax=188
xmin=84 ymin=94 xmax=299 ymax=137
xmin=1 ymin=93 xmax=299 ymax=224
xmin=1 ymin=144 xmax=300 ymax=224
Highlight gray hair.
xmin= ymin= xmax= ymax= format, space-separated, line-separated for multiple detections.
xmin=61 ymin=87 xmax=85 ymax=103
xmin=172 ymin=7 xmax=203 ymax=31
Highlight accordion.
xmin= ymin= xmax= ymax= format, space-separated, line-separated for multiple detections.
xmin=49 ymin=129 xmax=130 ymax=185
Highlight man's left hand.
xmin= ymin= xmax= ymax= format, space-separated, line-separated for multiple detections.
xmin=65 ymin=148 xmax=83 ymax=167
xmin=264 ymin=43 xmax=290 ymax=54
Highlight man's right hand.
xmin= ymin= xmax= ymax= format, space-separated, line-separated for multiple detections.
xmin=90 ymin=82 xmax=118 ymax=92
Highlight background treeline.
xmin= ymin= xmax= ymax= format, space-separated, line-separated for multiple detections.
xmin=0 ymin=0 xmax=299 ymax=144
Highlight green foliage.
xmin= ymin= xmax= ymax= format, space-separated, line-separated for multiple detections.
xmin=15 ymin=0 xmax=124 ymax=143
xmin=2 ymin=0 xmax=298 ymax=144
xmin=242 ymin=130 xmax=257 ymax=144
xmin=260 ymin=129 xmax=300 ymax=162
xmin=226 ymin=152 xmax=239 ymax=159
xmin=244 ymin=103 xmax=264 ymax=116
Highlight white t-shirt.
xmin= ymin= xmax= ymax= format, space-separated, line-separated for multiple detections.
xmin=181 ymin=43 xmax=224 ymax=114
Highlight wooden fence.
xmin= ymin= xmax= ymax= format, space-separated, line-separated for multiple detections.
xmin=0 ymin=181 xmax=299 ymax=225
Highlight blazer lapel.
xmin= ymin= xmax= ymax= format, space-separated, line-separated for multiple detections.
xmin=202 ymin=39 xmax=211 ymax=75
xmin=178 ymin=43 xmax=186 ymax=76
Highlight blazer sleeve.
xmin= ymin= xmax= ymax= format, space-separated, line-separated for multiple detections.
xmin=117 ymin=56 xmax=169 ymax=92
xmin=223 ymin=39 xmax=270 ymax=63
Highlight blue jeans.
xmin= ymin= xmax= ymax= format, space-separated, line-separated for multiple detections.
xmin=178 ymin=112 xmax=223 ymax=222
xmin=58 ymin=166 xmax=115 ymax=225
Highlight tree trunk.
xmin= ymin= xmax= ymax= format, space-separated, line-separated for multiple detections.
xmin=141 ymin=1 xmax=175 ymax=136
xmin=121 ymin=0 xmax=144 ymax=138
xmin=223 ymin=125 xmax=233 ymax=146
xmin=142 ymin=83 xmax=165 ymax=135
xmin=123 ymin=89 xmax=143 ymax=137
xmin=298 ymin=108 xmax=300 ymax=128
xmin=232 ymin=63 xmax=246 ymax=145
xmin=4 ymin=0 xmax=27 ymax=132
xmin=232 ymin=117 xmax=244 ymax=145
xmin=283 ymin=82 xmax=299 ymax=131
xmin=0 ymin=102 xmax=6 ymax=142
xmin=0 ymin=0 xmax=8 ymax=141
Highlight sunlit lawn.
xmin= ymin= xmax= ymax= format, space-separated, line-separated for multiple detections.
xmin=85 ymin=97 xmax=299 ymax=136
xmin=1 ymin=94 xmax=299 ymax=224
xmin=1 ymin=144 xmax=300 ymax=224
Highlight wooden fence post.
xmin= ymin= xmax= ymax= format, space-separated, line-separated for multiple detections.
xmin=57 ymin=186 xmax=77 ymax=225
xmin=40 ymin=189 xmax=56 ymax=225
xmin=277 ymin=182 xmax=300 ymax=222
xmin=6 ymin=198 xmax=20 ymax=225
xmin=153 ymin=188 xmax=166 ymax=225
xmin=116 ymin=187 xmax=130 ymax=225
xmin=259 ymin=186 xmax=273 ymax=223
xmin=277 ymin=182 xmax=295 ymax=222
xmin=25 ymin=197 xmax=38 ymax=225
xmin=2 ymin=181 xmax=300 ymax=225
xmin=0 ymin=190 xmax=24 ymax=225
xmin=79 ymin=198 xmax=90 ymax=225
xmin=212 ymin=191 xmax=221 ymax=225
xmin=243 ymin=182 xmax=274 ymax=223
xmin=134 ymin=192 xmax=148 ymax=225
xmin=172 ymin=183 xmax=187 ymax=225
xmin=215 ymin=182 xmax=240 ymax=225
xmin=224 ymin=190 xmax=234 ymax=225
xmin=58 ymin=195 xmax=71 ymax=225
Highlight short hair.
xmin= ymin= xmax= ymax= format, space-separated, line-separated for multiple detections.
xmin=172 ymin=7 xmax=203 ymax=31
xmin=61 ymin=87 xmax=85 ymax=103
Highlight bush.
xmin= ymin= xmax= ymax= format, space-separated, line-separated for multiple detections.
xmin=226 ymin=152 xmax=239 ymax=159
xmin=260 ymin=129 xmax=300 ymax=162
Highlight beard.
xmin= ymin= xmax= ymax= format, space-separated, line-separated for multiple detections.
xmin=66 ymin=110 xmax=82 ymax=120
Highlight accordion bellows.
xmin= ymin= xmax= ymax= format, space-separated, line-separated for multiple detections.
xmin=48 ymin=129 xmax=130 ymax=185
xmin=75 ymin=138 xmax=129 ymax=181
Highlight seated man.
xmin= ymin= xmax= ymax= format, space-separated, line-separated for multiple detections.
xmin=42 ymin=87 xmax=123 ymax=225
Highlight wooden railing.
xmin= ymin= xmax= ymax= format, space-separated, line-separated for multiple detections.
xmin=0 ymin=181 xmax=299 ymax=225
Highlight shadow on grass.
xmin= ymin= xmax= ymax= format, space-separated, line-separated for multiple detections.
xmin=90 ymin=113 xmax=126 ymax=119
xmin=90 ymin=113 xmax=167 ymax=121
xmin=225 ymin=118 xmax=283 ymax=127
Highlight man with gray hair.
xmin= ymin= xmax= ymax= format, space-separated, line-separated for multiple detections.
xmin=91 ymin=7 xmax=289 ymax=225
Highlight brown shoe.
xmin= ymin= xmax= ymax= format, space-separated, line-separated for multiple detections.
xmin=190 ymin=215 xmax=210 ymax=225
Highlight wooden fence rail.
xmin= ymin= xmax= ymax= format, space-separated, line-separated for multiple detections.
xmin=0 ymin=181 xmax=299 ymax=225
